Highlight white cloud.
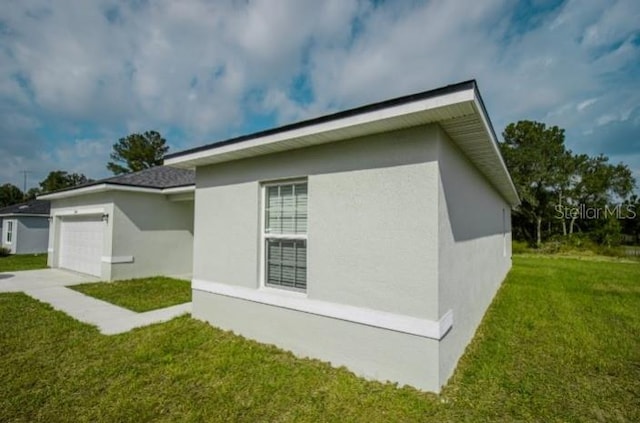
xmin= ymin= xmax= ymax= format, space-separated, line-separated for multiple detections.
xmin=577 ymin=98 xmax=597 ymax=111
xmin=0 ymin=0 xmax=639 ymax=188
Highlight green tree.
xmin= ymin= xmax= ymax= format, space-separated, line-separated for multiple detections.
xmin=107 ymin=130 xmax=169 ymax=175
xmin=621 ymin=194 xmax=640 ymax=244
xmin=500 ymin=120 xmax=636 ymax=247
xmin=25 ymin=187 xmax=41 ymax=200
xmin=500 ymin=121 xmax=573 ymax=247
xmin=39 ymin=171 xmax=92 ymax=193
xmin=0 ymin=184 xmax=24 ymax=208
xmin=564 ymin=154 xmax=634 ymax=234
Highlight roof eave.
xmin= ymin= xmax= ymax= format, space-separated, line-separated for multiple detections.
xmin=166 ymin=86 xmax=520 ymax=207
xmin=165 ymin=88 xmax=477 ymax=169
xmin=38 ymin=183 xmax=195 ymax=200
xmin=0 ymin=213 xmax=49 ymax=218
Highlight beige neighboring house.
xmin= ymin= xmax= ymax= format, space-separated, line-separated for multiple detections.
xmin=165 ymin=80 xmax=520 ymax=392
xmin=39 ymin=166 xmax=195 ymax=281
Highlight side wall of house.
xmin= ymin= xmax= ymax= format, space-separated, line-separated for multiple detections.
xmin=436 ymin=127 xmax=512 ymax=388
xmin=110 ymin=192 xmax=194 ymax=280
xmin=47 ymin=193 xmax=116 ymax=279
xmin=15 ymin=216 xmax=49 ymax=254
xmin=192 ymin=124 xmax=445 ymax=391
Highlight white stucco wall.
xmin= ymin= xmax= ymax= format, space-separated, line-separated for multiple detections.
xmin=193 ymin=289 xmax=441 ymax=391
xmin=436 ymin=127 xmax=512 ymax=388
xmin=193 ymin=125 xmax=444 ymax=390
xmin=194 ymin=125 xmax=440 ymax=315
xmin=14 ymin=216 xmax=49 ymax=254
xmin=191 ymin=123 xmax=514 ymax=391
xmin=110 ymin=191 xmax=194 ymax=280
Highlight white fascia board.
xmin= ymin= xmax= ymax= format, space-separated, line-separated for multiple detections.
xmin=38 ymin=183 xmax=111 ymax=199
xmin=161 ymin=185 xmax=195 ymax=195
xmin=0 ymin=213 xmax=48 ymax=218
xmin=165 ymin=89 xmax=476 ymax=167
xmin=471 ymin=95 xmax=520 ymax=207
xmin=39 ymin=183 xmax=195 ymax=200
xmin=192 ymin=279 xmax=454 ymax=340
xmin=40 ymin=183 xmax=158 ymax=200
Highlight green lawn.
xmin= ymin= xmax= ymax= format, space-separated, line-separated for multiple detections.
xmin=0 ymin=253 xmax=47 ymax=272
xmin=0 ymin=256 xmax=638 ymax=422
xmin=70 ymin=277 xmax=191 ymax=312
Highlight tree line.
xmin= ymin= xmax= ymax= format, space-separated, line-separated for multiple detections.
xmin=500 ymin=121 xmax=638 ymax=247
xmin=0 ymin=131 xmax=167 ymax=208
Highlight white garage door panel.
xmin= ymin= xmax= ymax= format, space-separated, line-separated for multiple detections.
xmin=59 ymin=215 xmax=104 ymax=277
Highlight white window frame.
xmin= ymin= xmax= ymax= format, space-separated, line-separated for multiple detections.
xmin=259 ymin=179 xmax=308 ymax=294
xmin=5 ymin=220 xmax=14 ymax=244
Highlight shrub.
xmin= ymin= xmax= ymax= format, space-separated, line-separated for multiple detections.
xmin=511 ymin=240 xmax=530 ymax=254
xmin=590 ymin=216 xmax=623 ymax=247
xmin=0 ymin=247 xmax=11 ymax=257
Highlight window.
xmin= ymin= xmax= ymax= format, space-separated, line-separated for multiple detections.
xmin=5 ymin=221 xmax=13 ymax=244
xmin=263 ymin=181 xmax=307 ymax=291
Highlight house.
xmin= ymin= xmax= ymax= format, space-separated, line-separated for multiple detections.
xmin=39 ymin=166 xmax=195 ymax=280
xmin=0 ymin=199 xmax=50 ymax=254
xmin=164 ymin=80 xmax=520 ymax=392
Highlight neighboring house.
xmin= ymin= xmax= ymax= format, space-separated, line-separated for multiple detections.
xmin=165 ymin=80 xmax=520 ymax=392
xmin=0 ymin=199 xmax=50 ymax=254
xmin=39 ymin=166 xmax=195 ymax=280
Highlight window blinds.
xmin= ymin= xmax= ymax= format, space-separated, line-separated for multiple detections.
xmin=264 ymin=182 xmax=308 ymax=290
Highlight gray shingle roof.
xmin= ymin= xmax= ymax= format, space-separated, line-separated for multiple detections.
xmin=0 ymin=199 xmax=50 ymax=216
xmin=98 ymin=166 xmax=195 ymax=189
xmin=43 ymin=166 xmax=195 ymax=196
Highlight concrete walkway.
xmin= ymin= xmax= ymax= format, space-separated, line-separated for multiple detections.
xmin=0 ymin=268 xmax=98 ymax=292
xmin=1 ymin=269 xmax=191 ymax=335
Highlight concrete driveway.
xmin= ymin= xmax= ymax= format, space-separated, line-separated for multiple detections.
xmin=0 ymin=268 xmax=98 ymax=293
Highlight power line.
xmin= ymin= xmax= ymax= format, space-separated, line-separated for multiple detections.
xmin=20 ymin=170 xmax=32 ymax=193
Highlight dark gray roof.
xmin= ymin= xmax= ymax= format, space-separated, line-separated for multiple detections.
xmin=98 ymin=166 xmax=195 ymax=189
xmin=43 ymin=166 xmax=195 ymax=196
xmin=0 ymin=199 xmax=50 ymax=216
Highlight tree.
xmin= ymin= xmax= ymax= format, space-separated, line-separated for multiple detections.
xmin=39 ymin=171 xmax=92 ymax=193
xmin=564 ymin=154 xmax=634 ymax=234
xmin=500 ymin=121 xmax=573 ymax=247
xmin=0 ymin=184 xmax=24 ymax=208
xmin=107 ymin=130 xmax=169 ymax=175
xmin=25 ymin=187 xmax=41 ymax=200
xmin=621 ymin=194 xmax=640 ymax=243
xmin=500 ymin=120 xmax=636 ymax=247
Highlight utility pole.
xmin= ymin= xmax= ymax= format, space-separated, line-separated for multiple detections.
xmin=20 ymin=170 xmax=32 ymax=194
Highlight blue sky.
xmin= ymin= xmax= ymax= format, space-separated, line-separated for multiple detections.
xmin=0 ymin=0 xmax=639 ymax=190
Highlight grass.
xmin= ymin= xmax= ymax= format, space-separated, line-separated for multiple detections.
xmin=0 ymin=256 xmax=638 ymax=421
xmin=513 ymin=239 xmax=640 ymax=262
xmin=70 ymin=277 xmax=191 ymax=312
xmin=0 ymin=253 xmax=47 ymax=272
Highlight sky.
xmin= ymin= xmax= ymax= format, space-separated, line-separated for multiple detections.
xmin=0 ymin=0 xmax=639 ymax=191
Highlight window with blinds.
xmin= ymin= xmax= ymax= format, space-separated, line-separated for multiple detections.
xmin=263 ymin=182 xmax=307 ymax=291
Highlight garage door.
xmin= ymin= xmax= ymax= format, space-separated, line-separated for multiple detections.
xmin=59 ymin=215 xmax=104 ymax=277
